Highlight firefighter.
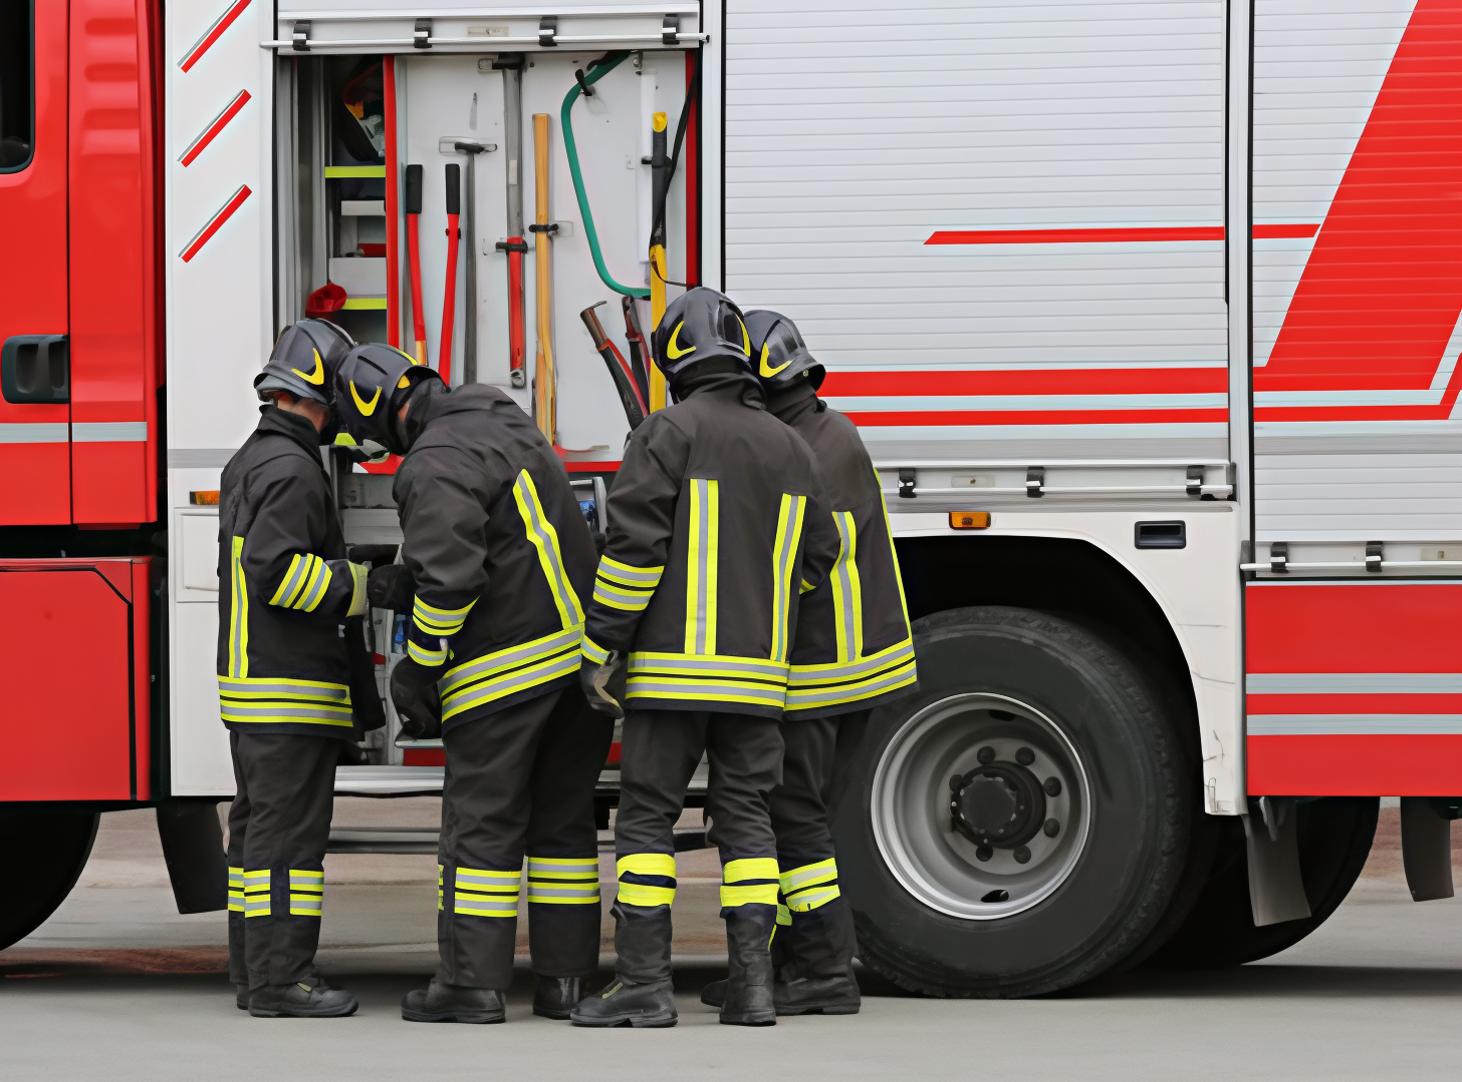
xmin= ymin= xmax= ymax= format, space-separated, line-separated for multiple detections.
xmin=700 ymin=309 xmax=918 ymax=1017
xmin=219 ymin=318 xmax=367 ymax=1018
xmin=331 ymin=343 xmax=608 ymax=1025
xmin=570 ymin=288 xmax=839 ymax=1029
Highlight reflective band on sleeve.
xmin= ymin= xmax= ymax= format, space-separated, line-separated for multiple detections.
xmin=769 ymin=493 xmax=808 ymax=663
xmin=298 ymin=559 xmax=333 ymax=613
xmin=720 ymin=883 xmax=779 ymax=908
xmin=596 ymin=556 xmax=665 ymax=587
xmin=779 ymin=858 xmax=837 ymax=893
xmin=228 ymin=537 xmax=248 ymax=679
xmin=513 ymin=470 xmax=584 ymax=630
xmin=683 ymin=478 xmax=721 ymax=655
xmin=830 ymin=512 xmax=864 ymax=663
xmin=407 ymin=638 xmax=448 ymax=667
xmin=592 ymin=578 xmax=655 ymax=612
xmin=582 ymin=635 xmax=611 ymax=665
xmin=617 ymin=882 xmax=676 ymax=908
xmin=269 ymin=553 xmax=309 ymax=607
xmin=724 ymin=857 xmax=780 ymax=884
xmin=412 ymin=595 xmax=475 ymax=636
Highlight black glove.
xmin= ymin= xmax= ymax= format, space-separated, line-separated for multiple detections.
xmin=348 ymin=544 xmax=401 ymax=569
xmin=579 ymin=653 xmax=626 ymax=721
xmin=368 ymin=563 xmax=416 ymax=612
xmin=391 ymin=658 xmax=442 ymax=740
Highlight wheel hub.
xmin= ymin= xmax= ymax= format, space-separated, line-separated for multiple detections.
xmin=950 ymin=763 xmax=1047 ymax=848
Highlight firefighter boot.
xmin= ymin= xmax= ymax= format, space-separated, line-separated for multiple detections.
xmin=698 ymin=922 xmax=791 ymax=1009
xmin=533 ymin=975 xmax=586 ymax=1020
xmin=775 ymin=900 xmax=861 ymax=1015
xmin=235 ymin=985 xmax=250 ymax=1011
xmin=719 ymin=908 xmax=778 ymax=1027
xmin=248 ymin=977 xmax=358 ymax=1018
xmin=570 ymin=907 xmax=676 ymax=1028
xmin=401 ymin=978 xmax=506 ymax=1024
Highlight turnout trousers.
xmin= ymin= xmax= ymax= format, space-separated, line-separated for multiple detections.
xmin=611 ymin=709 xmax=785 ymax=981
xmin=436 ymin=688 xmax=613 ymax=990
xmin=226 ymin=732 xmax=340 ymax=990
xmin=767 ymin=710 xmax=870 ymax=978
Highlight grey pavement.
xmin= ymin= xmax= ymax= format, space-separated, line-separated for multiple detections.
xmin=3 ymin=802 xmax=1462 ymax=1081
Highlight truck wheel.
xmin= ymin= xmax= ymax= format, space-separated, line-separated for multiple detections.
xmin=0 ymin=808 xmax=99 ymax=951
xmin=1143 ymin=797 xmax=1378 ymax=969
xmin=835 ymin=606 xmax=1192 ymax=997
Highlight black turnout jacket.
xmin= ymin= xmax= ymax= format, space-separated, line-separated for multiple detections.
xmin=582 ymin=365 xmax=839 ymax=719
xmin=394 ymin=383 xmax=597 ymax=730
xmin=768 ymin=382 xmax=917 ymax=718
xmin=216 ymin=407 xmax=368 ymax=739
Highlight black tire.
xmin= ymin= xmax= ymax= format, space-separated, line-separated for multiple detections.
xmin=1144 ymin=797 xmax=1378 ymax=969
xmin=0 ymin=807 xmax=99 ymax=951
xmin=835 ymin=606 xmax=1194 ymax=997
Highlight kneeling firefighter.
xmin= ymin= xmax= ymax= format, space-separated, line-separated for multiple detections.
xmin=701 ymin=310 xmax=918 ymax=1016
xmin=332 ymin=344 xmax=609 ymax=1024
xmin=219 ymin=318 xmax=381 ymax=1018
xmin=571 ymin=288 xmax=839 ymax=1029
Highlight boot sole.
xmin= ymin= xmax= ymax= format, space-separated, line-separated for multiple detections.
xmin=719 ymin=1011 xmax=777 ymax=1027
xmin=569 ymin=1012 xmax=678 ymax=1029
xmin=401 ymin=1006 xmax=504 ymax=1024
xmin=533 ymin=1005 xmax=572 ymax=1020
xmin=249 ymin=1001 xmax=358 ymax=1019
xmin=780 ymin=1000 xmax=860 ymax=1017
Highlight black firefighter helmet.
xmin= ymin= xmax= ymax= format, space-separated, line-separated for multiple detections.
xmin=333 ymin=342 xmax=441 ymax=454
xmin=744 ymin=309 xmax=825 ymax=391
xmin=650 ymin=287 xmax=753 ymax=380
xmin=255 ymin=319 xmax=355 ymax=405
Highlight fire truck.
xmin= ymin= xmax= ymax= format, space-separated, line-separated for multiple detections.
xmin=4 ymin=0 xmax=1460 ymax=997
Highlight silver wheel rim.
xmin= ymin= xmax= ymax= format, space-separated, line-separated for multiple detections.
xmin=871 ymin=692 xmax=1093 ymax=920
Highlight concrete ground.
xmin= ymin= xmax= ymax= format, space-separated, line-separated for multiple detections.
xmin=3 ymin=802 xmax=1462 ymax=1081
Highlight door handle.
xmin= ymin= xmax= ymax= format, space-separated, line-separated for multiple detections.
xmin=1 ymin=334 xmax=69 ymax=404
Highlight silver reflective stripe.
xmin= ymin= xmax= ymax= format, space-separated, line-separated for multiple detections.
xmin=629 ymin=655 xmax=787 ymax=679
xmin=1248 ymin=714 xmax=1462 ymax=736
xmin=787 ymin=887 xmax=840 ymax=912
xmin=832 ymin=512 xmax=859 ymax=662
xmin=444 ymin=652 xmax=580 ymax=714
xmin=443 ymin=627 xmax=582 ymax=692
xmin=515 ymin=471 xmax=583 ymax=627
xmin=457 ymin=871 xmax=520 ymax=888
xmin=72 ymin=421 xmax=148 ymax=443
xmin=527 ymin=884 xmax=600 ymax=899
xmin=0 ymin=423 xmax=68 ymax=444
xmin=789 ymin=641 xmax=916 ymax=686
xmin=769 ymin=493 xmax=803 ymax=662
xmin=597 ymin=559 xmax=662 ymax=586
xmin=221 ymin=703 xmax=352 ymax=721
xmin=243 ymin=898 xmax=271 ymax=913
xmin=786 ymin=665 xmax=916 ymax=707
xmin=273 ymin=557 xmax=309 ymax=609
xmin=628 ymin=678 xmax=784 ymax=704
xmin=693 ymin=479 xmax=712 ymax=654
xmin=781 ymin=863 xmax=836 ymax=891
xmin=1246 ymin=673 xmax=1462 ymax=694
xmin=218 ymin=680 xmax=350 ymax=701
xmin=454 ymin=899 xmax=518 ymax=915
xmin=593 ymin=581 xmax=651 ymax=607
xmin=289 ymin=897 xmax=322 ymax=913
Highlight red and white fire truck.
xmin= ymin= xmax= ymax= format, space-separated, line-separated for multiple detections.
xmin=4 ymin=0 xmax=1460 ymax=996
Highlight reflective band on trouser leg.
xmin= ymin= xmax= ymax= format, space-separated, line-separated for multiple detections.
xmin=615 ymin=853 xmax=676 ymax=909
xmin=721 ymin=857 xmax=779 ymax=910
xmin=683 ymin=478 xmax=720 ymax=655
xmin=228 ymin=866 xmax=245 ymax=913
xmin=513 ymin=470 xmax=585 ymax=629
xmin=776 ymin=903 xmax=792 ymax=927
xmin=526 ymin=856 xmax=601 ymax=905
xmin=769 ymin=493 xmax=807 ymax=663
xmin=289 ymin=869 xmax=324 ymax=916
xmin=781 ymin=858 xmax=841 ymax=913
xmin=242 ymin=869 xmax=271 ymax=918
xmin=437 ymin=864 xmax=445 ymax=912
xmin=453 ymin=866 xmax=521 ymax=918
xmin=830 ymin=511 xmax=863 ymax=663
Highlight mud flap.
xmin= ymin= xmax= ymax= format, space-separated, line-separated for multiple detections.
xmin=1242 ymin=802 xmax=1311 ymax=927
xmin=156 ymin=800 xmax=226 ymax=914
xmin=1400 ymin=797 xmax=1455 ymax=903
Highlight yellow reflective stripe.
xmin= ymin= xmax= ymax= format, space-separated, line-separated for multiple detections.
xmin=598 ymin=554 xmax=664 ymax=585
xmin=297 ymin=559 xmax=333 ymax=612
xmin=786 ymin=885 xmax=841 ymax=913
xmin=770 ymin=493 xmax=807 ymax=663
xmin=582 ymin=635 xmax=610 ymax=665
xmin=788 ymin=637 xmax=915 ymax=679
xmin=413 ymin=596 xmax=475 ymax=621
xmin=592 ymin=579 xmax=654 ymax=612
xmin=268 ymin=553 xmax=306 ymax=606
xmin=785 ymin=661 xmax=918 ymax=712
xmin=776 ymin=903 xmax=792 ymax=927
xmin=830 ymin=512 xmax=863 ymax=663
xmin=780 ymin=859 xmax=836 ymax=893
xmin=617 ymin=853 xmax=676 ymax=879
xmin=800 ymin=578 xmax=815 ymax=594
xmin=720 ymin=883 xmax=779 ymax=908
xmin=439 ymin=647 xmax=580 ymax=721
xmin=626 ymin=685 xmax=787 ymax=709
xmin=684 ymin=478 xmax=720 ymax=655
xmin=617 ymin=882 xmax=676 ymax=908
xmin=407 ymin=639 xmax=448 ymax=667
xmin=229 ymin=536 xmax=248 ymax=678
xmin=456 ymin=867 xmax=521 ymax=882
xmin=281 ymin=554 xmax=319 ymax=609
xmin=442 ymin=626 xmax=583 ymax=694
xmin=874 ymin=466 xmax=911 ymax=626
xmin=724 ymin=857 xmax=779 ymax=884
xmin=513 ymin=470 xmax=584 ymax=629
xmin=219 ymin=675 xmax=352 ymax=694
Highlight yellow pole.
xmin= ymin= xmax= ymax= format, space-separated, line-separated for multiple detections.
xmin=648 ymin=111 xmax=669 ymax=411
xmin=532 ymin=113 xmax=556 ymax=443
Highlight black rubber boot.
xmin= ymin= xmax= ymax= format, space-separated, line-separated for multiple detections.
xmin=719 ymin=908 xmax=777 ymax=1026
xmin=235 ymin=984 xmax=250 ymax=1011
xmin=248 ymin=977 xmax=358 ymax=1018
xmin=699 ymin=972 xmax=859 ymax=1015
xmin=401 ymin=978 xmax=505 ymax=1024
xmin=570 ymin=906 xmax=676 ymax=1028
xmin=533 ymin=975 xmax=585 ymax=1020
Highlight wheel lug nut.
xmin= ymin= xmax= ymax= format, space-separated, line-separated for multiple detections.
xmin=949 ymin=774 xmax=964 ymax=792
xmin=1043 ymin=819 xmax=1060 ymax=838
xmin=975 ymin=845 xmax=993 ymax=862
xmin=977 ymin=746 xmax=996 ymax=764
xmin=1013 ymin=845 xmax=1031 ymax=864
xmin=1015 ymin=747 xmax=1035 ymax=766
xmin=1044 ymin=777 xmax=1062 ymax=797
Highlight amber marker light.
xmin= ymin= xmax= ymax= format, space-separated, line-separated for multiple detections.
xmin=189 ymin=490 xmax=222 ymax=506
xmin=948 ymin=511 xmax=990 ymax=530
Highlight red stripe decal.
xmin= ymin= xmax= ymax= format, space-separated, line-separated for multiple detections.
xmin=925 ymin=224 xmax=1318 ymax=245
xmin=821 ymin=366 xmax=1226 ymax=397
xmin=1248 ymin=583 xmax=1462 ymax=675
xmin=179 ymin=0 xmax=251 ymax=74
xmin=1249 ymin=694 xmax=1462 ymax=715
xmin=1248 ymin=735 xmax=1462 ymax=797
xmin=180 ymin=185 xmax=252 ymax=264
xmin=179 ymin=90 xmax=251 ymax=168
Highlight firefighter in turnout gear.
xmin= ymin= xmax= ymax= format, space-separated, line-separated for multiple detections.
xmin=701 ymin=310 xmax=918 ymax=1017
xmin=570 ymin=288 xmax=840 ymax=1029
xmin=332 ymin=343 xmax=609 ymax=1025
xmin=218 ymin=319 xmax=366 ymax=1018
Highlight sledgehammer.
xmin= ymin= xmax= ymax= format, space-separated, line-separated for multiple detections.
xmin=439 ymin=136 xmax=497 ymax=384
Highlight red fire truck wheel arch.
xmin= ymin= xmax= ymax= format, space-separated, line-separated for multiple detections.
xmin=1247 ymin=581 xmax=1462 ymax=797
xmin=0 ymin=559 xmax=152 ymax=802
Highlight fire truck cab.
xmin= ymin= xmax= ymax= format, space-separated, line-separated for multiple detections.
xmin=2 ymin=0 xmax=1459 ymax=997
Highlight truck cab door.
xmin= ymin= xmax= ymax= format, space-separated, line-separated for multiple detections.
xmin=0 ymin=1 xmax=70 ymax=524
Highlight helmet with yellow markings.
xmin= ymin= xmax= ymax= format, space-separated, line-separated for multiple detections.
xmin=333 ymin=342 xmax=441 ymax=454
xmin=255 ymin=319 xmax=355 ymax=405
xmin=744 ymin=309 xmax=824 ymax=391
xmin=650 ymin=287 xmax=753 ymax=379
